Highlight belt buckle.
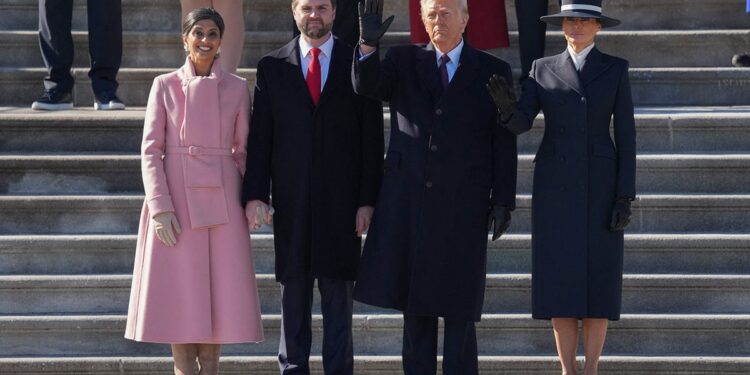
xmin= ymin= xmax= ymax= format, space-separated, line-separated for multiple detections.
xmin=188 ymin=145 xmax=202 ymax=156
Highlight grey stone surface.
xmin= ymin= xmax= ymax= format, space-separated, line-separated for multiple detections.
xmin=4 ymin=30 xmax=749 ymax=69
xmin=5 ymin=67 xmax=750 ymax=107
xmin=1 ymin=0 xmax=746 ymax=32
xmin=3 ymin=273 xmax=749 ymax=315
xmin=0 ymin=314 xmax=749 ymax=356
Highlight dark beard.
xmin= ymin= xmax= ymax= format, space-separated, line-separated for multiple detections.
xmin=300 ymin=21 xmax=332 ymax=39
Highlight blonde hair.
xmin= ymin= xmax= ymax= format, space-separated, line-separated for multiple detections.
xmin=420 ymin=0 xmax=469 ymax=15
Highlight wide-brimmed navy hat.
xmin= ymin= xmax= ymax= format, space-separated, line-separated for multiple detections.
xmin=541 ymin=0 xmax=621 ymax=28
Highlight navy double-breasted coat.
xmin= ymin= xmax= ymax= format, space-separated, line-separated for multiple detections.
xmin=351 ymin=43 xmax=518 ymax=322
xmin=505 ymin=47 xmax=636 ymax=320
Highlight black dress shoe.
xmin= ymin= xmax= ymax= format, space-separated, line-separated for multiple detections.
xmin=732 ymin=52 xmax=750 ymax=67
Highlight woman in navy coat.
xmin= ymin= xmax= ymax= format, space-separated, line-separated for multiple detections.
xmin=489 ymin=1 xmax=635 ymax=374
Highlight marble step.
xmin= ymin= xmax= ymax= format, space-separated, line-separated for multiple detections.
xmin=1 ymin=234 xmax=748 ymax=276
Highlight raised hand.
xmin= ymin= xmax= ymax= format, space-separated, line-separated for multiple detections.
xmin=358 ymin=0 xmax=395 ymax=47
xmin=486 ymin=74 xmax=517 ymax=123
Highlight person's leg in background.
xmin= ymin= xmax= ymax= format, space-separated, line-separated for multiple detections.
xmin=731 ymin=0 xmax=750 ymax=67
xmin=515 ymin=0 xmax=561 ymax=82
xmin=33 ymin=0 xmax=75 ymax=110
xmin=87 ymin=0 xmax=124 ymax=109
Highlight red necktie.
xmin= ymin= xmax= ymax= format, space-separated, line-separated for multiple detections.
xmin=306 ymin=47 xmax=321 ymax=106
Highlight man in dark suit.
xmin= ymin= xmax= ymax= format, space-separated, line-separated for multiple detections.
xmin=352 ymin=0 xmax=517 ymax=373
xmin=242 ymin=0 xmax=384 ymax=373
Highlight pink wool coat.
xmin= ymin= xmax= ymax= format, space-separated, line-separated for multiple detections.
xmin=125 ymin=58 xmax=264 ymax=344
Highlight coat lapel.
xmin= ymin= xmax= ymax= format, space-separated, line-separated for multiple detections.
xmin=578 ymin=47 xmax=614 ymax=87
xmin=444 ymin=44 xmax=480 ymax=99
xmin=279 ymin=36 xmax=315 ymax=110
xmin=416 ymin=44 xmax=444 ymax=102
xmin=547 ymin=51 xmax=585 ymax=96
xmin=316 ymin=38 xmax=345 ymax=110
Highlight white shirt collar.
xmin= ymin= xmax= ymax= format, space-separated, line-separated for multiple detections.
xmin=299 ymin=33 xmax=335 ymax=59
xmin=567 ymin=43 xmax=595 ymax=71
xmin=434 ymin=38 xmax=464 ymax=66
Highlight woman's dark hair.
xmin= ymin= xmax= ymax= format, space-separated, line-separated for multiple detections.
xmin=182 ymin=7 xmax=225 ymax=37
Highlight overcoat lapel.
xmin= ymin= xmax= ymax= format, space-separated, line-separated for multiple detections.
xmin=547 ymin=51 xmax=585 ymax=96
xmin=579 ymin=47 xmax=614 ymax=87
xmin=316 ymin=38 xmax=345 ymax=110
xmin=444 ymin=44 xmax=480 ymax=98
xmin=279 ymin=36 xmax=315 ymax=111
xmin=416 ymin=44 xmax=444 ymax=102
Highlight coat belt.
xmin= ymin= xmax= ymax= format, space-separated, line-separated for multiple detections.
xmin=165 ymin=146 xmax=232 ymax=156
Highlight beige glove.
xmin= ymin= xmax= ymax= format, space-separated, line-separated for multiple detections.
xmin=245 ymin=200 xmax=274 ymax=230
xmin=152 ymin=212 xmax=182 ymax=247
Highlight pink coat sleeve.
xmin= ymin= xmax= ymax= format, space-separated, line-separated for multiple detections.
xmin=233 ymin=82 xmax=251 ymax=177
xmin=141 ymin=77 xmax=176 ymax=217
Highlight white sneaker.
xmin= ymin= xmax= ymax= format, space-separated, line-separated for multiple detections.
xmin=94 ymin=95 xmax=126 ymax=110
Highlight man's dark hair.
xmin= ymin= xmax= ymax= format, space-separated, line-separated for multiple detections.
xmin=292 ymin=0 xmax=337 ymax=10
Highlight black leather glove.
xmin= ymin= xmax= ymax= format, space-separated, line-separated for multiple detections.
xmin=486 ymin=74 xmax=517 ymax=123
xmin=488 ymin=205 xmax=511 ymax=241
xmin=358 ymin=0 xmax=395 ymax=47
xmin=609 ymin=197 xmax=632 ymax=232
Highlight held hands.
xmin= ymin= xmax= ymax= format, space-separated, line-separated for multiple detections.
xmin=356 ymin=206 xmax=374 ymax=237
xmin=486 ymin=75 xmax=517 ymax=123
xmin=246 ymin=200 xmax=274 ymax=231
xmin=152 ymin=212 xmax=182 ymax=247
xmin=487 ymin=205 xmax=512 ymax=241
xmin=358 ymin=0 xmax=395 ymax=48
xmin=609 ymin=197 xmax=632 ymax=232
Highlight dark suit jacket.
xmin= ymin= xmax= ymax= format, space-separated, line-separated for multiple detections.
xmin=242 ymin=36 xmax=384 ymax=282
xmin=504 ymin=47 xmax=636 ymax=320
xmin=351 ymin=43 xmax=518 ymax=321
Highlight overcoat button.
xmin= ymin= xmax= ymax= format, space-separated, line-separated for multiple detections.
xmin=435 ymin=108 xmax=443 ymax=115
xmin=426 ymin=181 xmax=433 ymax=188
xmin=581 ymin=97 xmax=586 ymax=103
xmin=430 ymin=145 xmax=438 ymax=151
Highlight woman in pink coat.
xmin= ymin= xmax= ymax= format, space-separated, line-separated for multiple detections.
xmin=125 ymin=8 xmax=263 ymax=374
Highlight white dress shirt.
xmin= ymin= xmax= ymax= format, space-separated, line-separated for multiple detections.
xmin=567 ymin=43 xmax=595 ymax=71
xmin=299 ymin=33 xmax=335 ymax=89
xmin=434 ymin=38 xmax=464 ymax=83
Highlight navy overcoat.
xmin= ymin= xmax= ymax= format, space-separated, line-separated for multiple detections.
xmin=352 ymin=43 xmax=518 ymax=322
xmin=505 ymin=47 xmax=636 ymax=320
xmin=242 ymin=37 xmax=384 ymax=282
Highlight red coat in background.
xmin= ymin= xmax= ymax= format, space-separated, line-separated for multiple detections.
xmin=409 ymin=0 xmax=509 ymax=49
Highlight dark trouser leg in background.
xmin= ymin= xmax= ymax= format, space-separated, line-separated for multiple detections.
xmin=319 ymin=278 xmax=354 ymax=375
xmin=402 ymin=314 xmax=438 ymax=375
xmin=515 ymin=0 xmax=561 ymax=82
xmin=279 ymin=277 xmax=315 ymax=375
xmin=442 ymin=318 xmax=478 ymax=375
xmin=86 ymin=0 xmax=122 ymax=100
xmin=38 ymin=0 xmax=74 ymax=95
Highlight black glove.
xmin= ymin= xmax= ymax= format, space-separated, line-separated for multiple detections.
xmin=486 ymin=74 xmax=517 ymax=123
xmin=609 ymin=197 xmax=632 ymax=232
xmin=488 ymin=205 xmax=511 ymax=241
xmin=358 ymin=0 xmax=395 ymax=47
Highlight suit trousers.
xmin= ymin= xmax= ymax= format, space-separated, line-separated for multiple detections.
xmin=38 ymin=0 xmax=122 ymax=97
xmin=402 ymin=314 xmax=478 ymax=375
xmin=515 ymin=0 xmax=561 ymax=81
xmin=279 ymin=277 xmax=354 ymax=375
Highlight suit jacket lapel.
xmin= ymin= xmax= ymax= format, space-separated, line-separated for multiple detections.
xmin=445 ymin=44 xmax=480 ymax=98
xmin=416 ymin=44 xmax=443 ymax=102
xmin=280 ymin=36 xmax=315 ymax=110
xmin=548 ymin=51 xmax=585 ymax=96
xmin=579 ymin=47 xmax=614 ymax=87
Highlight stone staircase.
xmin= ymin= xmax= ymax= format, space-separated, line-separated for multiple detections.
xmin=1 ymin=0 xmax=749 ymax=373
